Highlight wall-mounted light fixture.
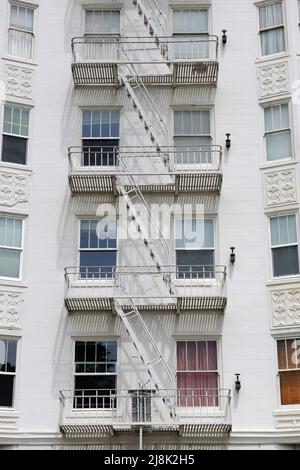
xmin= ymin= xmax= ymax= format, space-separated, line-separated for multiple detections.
xmin=230 ymin=247 xmax=236 ymax=264
xmin=226 ymin=133 xmax=231 ymax=149
xmin=235 ymin=374 xmax=241 ymax=392
xmin=222 ymin=30 xmax=227 ymax=45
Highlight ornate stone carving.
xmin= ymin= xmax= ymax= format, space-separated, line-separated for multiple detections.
xmin=5 ymin=65 xmax=34 ymax=99
xmin=272 ymin=289 xmax=300 ymax=327
xmin=264 ymin=169 xmax=297 ymax=207
xmin=0 ymin=291 xmax=22 ymax=329
xmin=0 ymin=170 xmax=30 ymax=207
xmin=258 ymin=62 xmax=289 ymax=98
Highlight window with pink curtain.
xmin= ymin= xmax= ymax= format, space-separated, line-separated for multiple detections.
xmin=177 ymin=341 xmax=219 ymax=407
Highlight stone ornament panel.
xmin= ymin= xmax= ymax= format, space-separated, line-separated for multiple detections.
xmin=271 ymin=288 xmax=300 ymax=327
xmin=0 ymin=291 xmax=23 ymax=329
xmin=264 ymin=169 xmax=297 ymax=208
xmin=5 ymin=64 xmax=34 ymax=99
xmin=0 ymin=168 xmax=31 ymax=208
xmin=258 ymin=62 xmax=289 ymax=98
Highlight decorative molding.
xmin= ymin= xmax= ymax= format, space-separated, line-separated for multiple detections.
xmin=0 ymin=169 xmax=30 ymax=208
xmin=264 ymin=169 xmax=297 ymax=208
xmin=258 ymin=62 xmax=289 ymax=98
xmin=0 ymin=417 xmax=18 ymax=431
xmin=271 ymin=288 xmax=300 ymax=327
xmin=0 ymin=291 xmax=22 ymax=329
xmin=5 ymin=64 xmax=34 ymax=99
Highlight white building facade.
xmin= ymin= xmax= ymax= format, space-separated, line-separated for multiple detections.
xmin=0 ymin=0 xmax=300 ymax=450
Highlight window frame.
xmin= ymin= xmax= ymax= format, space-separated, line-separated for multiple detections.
xmin=262 ymin=101 xmax=293 ymax=163
xmin=1 ymin=103 xmax=32 ymax=167
xmin=7 ymin=2 xmax=36 ymax=61
xmin=0 ymin=337 xmax=18 ymax=410
xmin=269 ymin=213 xmax=300 ymax=279
xmin=73 ymin=338 xmax=119 ymax=410
xmin=0 ymin=215 xmax=24 ymax=281
xmin=176 ymin=338 xmax=221 ymax=409
xmin=84 ymin=8 xmax=121 ymax=36
xmin=276 ymin=337 xmax=300 ymax=408
xmin=78 ymin=217 xmax=118 ymax=280
xmin=257 ymin=1 xmax=287 ymax=58
xmin=172 ymin=7 xmax=210 ymax=36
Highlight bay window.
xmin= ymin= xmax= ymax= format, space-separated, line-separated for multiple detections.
xmin=258 ymin=2 xmax=285 ymax=56
xmin=8 ymin=3 xmax=35 ymax=60
xmin=0 ymin=217 xmax=23 ymax=279
xmin=174 ymin=110 xmax=212 ymax=166
xmin=175 ymin=218 xmax=215 ymax=279
xmin=177 ymin=340 xmax=219 ymax=407
xmin=2 ymin=105 xmax=30 ymax=165
xmin=82 ymin=110 xmax=120 ymax=166
xmin=270 ymin=215 xmax=299 ymax=278
xmin=74 ymin=340 xmax=117 ymax=409
xmin=79 ymin=219 xmax=117 ymax=279
xmin=0 ymin=339 xmax=17 ymax=408
xmin=264 ymin=103 xmax=292 ymax=162
xmin=277 ymin=338 xmax=300 ymax=405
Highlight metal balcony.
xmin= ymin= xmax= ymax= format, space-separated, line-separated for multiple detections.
xmin=68 ymin=146 xmax=223 ymax=194
xmin=59 ymin=388 xmax=232 ymax=438
xmin=64 ymin=266 xmax=227 ymax=314
xmin=71 ymin=36 xmax=219 ymax=86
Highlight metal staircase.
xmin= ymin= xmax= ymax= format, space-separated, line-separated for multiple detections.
xmin=133 ymin=0 xmax=168 ymax=39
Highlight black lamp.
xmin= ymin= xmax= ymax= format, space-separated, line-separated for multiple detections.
xmin=235 ymin=374 xmax=241 ymax=392
xmin=226 ymin=133 xmax=231 ymax=149
xmin=230 ymin=247 xmax=236 ymax=264
xmin=222 ymin=30 xmax=227 ymax=45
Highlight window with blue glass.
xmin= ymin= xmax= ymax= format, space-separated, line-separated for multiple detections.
xmin=175 ymin=218 xmax=215 ymax=279
xmin=79 ymin=219 xmax=117 ymax=279
xmin=74 ymin=340 xmax=117 ymax=409
xmin=82 ymin=110 xmax=120 ymax=166
xmin=270 ymin=215 xmax=299 ymax=278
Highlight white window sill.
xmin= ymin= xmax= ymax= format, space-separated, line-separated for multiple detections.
xmin=0 ymin=409 xmax=19 ymax=418
xmin=266 ymin=276 xmax=300 ymax=288
xmin=255 ymin=52 xmax=290 ymax=65
xmin=0 ymin=280 xmax=28 ymax=289
xmin=260 ymin=159 xmax=296 ymax=171
xmin=274 ymin=407 xmax=300 ymax=416
xmin=0 ymin=162 xmax=33 ymax=174
xmin=1 ymin=55 xmax=38 ymax=67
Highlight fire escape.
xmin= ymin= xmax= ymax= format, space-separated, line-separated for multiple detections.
xmin=61 ymin=0 xmax=231 ymax=441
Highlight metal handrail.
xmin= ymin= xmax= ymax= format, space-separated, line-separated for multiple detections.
xmin=71 ymin=35 xmax=219 ymax=63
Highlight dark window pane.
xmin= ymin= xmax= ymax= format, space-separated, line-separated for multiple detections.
xmin=0 ymin=375 xmax=14 ymax=407
xmin=0 ymin=340 xmax=7 ymax=372
xmin=107 ymin=341 xmax=117 ymax=362
xmin=80 ymin=251 xmax=117 ymax=279
xmin=96 ymin=341 xmax=107 ymax=362
xmin=75 ymin=375 xmax=116 ymax=391
xmin=82 ymin=139 xmax=119 ymax=166
xmin=176 ymin=250 xmax=215 ymax=279
xmin=2 ymin=135 xmax=27 ymax=165
xmin=76 ymin=364 xmax=84 ymax=373
xmin=6 ymin=341 xmax=17 ymax=373
xmin=75 ymin=342 xmax=85 ymax=363
xmin=86 ymin=341 xmax=96 ymax=362
xmin=74 ymin=376 xmax=116 ymax=409
xmin=273 ymin=246 xmax=299 ymax=277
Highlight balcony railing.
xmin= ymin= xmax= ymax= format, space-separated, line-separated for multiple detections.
xmin=71 ymin=36 xmax=219 ymax=86
xmin=64 ymin=266 xmax=227 ymax=313
xmin=68 ymin=146 xmax=223 ymax=193
xmin=59 ymin=388 xmax=232 ymax=437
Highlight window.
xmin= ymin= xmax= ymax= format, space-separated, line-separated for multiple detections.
xmin=8 ymin=3 xmax=35 ymax=59
xmin=277 ymin=338 xmax=300 ymax=405
xmin=175 ymin=218 xmax=215 ymax=279
xmin=264 ymin=103 xmax=292 ymax=161
xmin=82 ymin=110 xmax=120 ymax=167
xmin=80 ymin=219 xmax=117 ymax=279
xmin=74 ymin=340 xmax=117 ymax=409
xmin=0 ymin=339 xmax=17 ymax=408
xmin=177 ymin=340 xmax=219 ymax=407
xmin=0 ymin=217 xmax=23 ymax=279
xmin=270 ymin=215 xmax=299 ymax=277
xmin=174 ymin=110 xmax=212 ymax=166
xmin=173 ymin=9 xmax=209 ymax=59
xmin=2 ymin=105 xmax=29 ymax=165
xmin=258 ymin=2 xmax=285 ymax=56
xmin=85 ymin=10 xmax=120 ymax=35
